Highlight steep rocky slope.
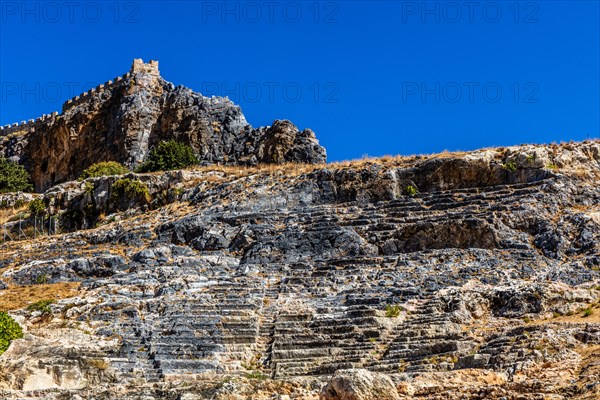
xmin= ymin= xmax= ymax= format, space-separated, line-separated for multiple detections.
xmin=0 ymin=60 xmax=326 ymax=191
xmin=0 ymin=140 xmax=599 ymax=399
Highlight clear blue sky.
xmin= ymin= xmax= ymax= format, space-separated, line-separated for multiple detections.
xmin=1 ymin=1 xmax=598 ymax=161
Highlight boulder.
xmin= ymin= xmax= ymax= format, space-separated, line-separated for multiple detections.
xmin=320 ymin=369 xmax=400 ymax=400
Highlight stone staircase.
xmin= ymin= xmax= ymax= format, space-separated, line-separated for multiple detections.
xmin=271 ymin=306 xmax=380 ymax=377
xmin=76 ymin=176 xmax=587 ymax=383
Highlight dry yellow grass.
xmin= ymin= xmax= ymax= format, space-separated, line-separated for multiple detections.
xmin=128 ymin=139 xmax=600 ymax=185
xmin=573 ymin=345 xmax=600 ymax=399
xmin=0 ymin=205 xmax=27 ymax=225
xmin=0 ymin=282 xmax=80 ymax=311
xmin=528 ymin=303 xmax=600 ymax=325
xmin=576 ymin=345 xmax=600 ymax=360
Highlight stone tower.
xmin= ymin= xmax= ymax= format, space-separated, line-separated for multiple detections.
xmin=131 ymin=58 xmax=159 ymax=76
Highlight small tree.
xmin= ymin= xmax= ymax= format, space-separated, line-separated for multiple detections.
xmin=79 ymin=161 xmax=129 ymax=180
xmin=0 ymin=158 xmax=33 ymax=193
xmin=0 ymin=311 xmax=23 ymax=355
xmin=137 ymin=141 xmax=198 ymax=172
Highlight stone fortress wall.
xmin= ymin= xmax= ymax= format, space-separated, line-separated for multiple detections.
xmin=0 ymin=112 xmax=59 ymax=137
xmin=60 ymin=72 xmax=131 ymax=113
xmin=0 ymin=59 xmax=159 ymax=137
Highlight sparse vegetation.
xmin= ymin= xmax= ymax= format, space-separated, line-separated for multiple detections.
xmin=502 ymin=161 xmax=518 ymax=172
xmin=28 ymin=198 xmax=46 ymax=216
xmin=0 ymin=311 xmax=23 ymax=355
xmin=79 ymin=161 xmax=129 ymax=180
xmin=136 ymin=141 xmax=198 ymax=172
xmin=582 ymin=306 xmax=593 ymax=318
xmin=0 ymin=283 xmax=79 ymax=312
xmin=35 ymin=275 xmax=48 ymax=285
xmin=0 ymin=158 xmax=33 ymax=193
xmin=244 ymin=370 xmax=268 ymax=380
xmin=0 ymin=204 xmax=28 ymax=226
xmin=86 ymin=358 xmax=109 ymax=370
xmin=404 ymin=185 xmax=418 ymax=197
xmin=385 ymin=304 xmax=402 ymax=318
xmin=546 ymin=163 xmax=559 ymax=170
xmin=110 ymin=178 xmax=151 ymax=204
xmin=428 ymin=355 xmax=440 ymax=365
xmin=26 ymin=299 xmax=55 ymax=315
xmin=398 ymin=360 xmax=407 ymax=372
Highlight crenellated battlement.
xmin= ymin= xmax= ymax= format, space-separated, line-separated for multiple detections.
xmin=1 ymin=59 xmax=160 ymax=130
xmin=0 ymin=112 xmax=59 ymax=137
xmin=61 ymin=71 xmax=132 ymax=113
xmin=60 ymin=59 xmax=158 ymax=113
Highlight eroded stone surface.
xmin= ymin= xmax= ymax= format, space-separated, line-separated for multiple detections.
xmin=320 ymin=369 xmax=400 ymax=400
xmin=0 ymin=141 xmax=599 ymax=399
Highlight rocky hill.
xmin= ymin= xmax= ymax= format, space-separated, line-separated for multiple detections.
xmin=0 ymin=59 xmax=326 ymax=192
xmin=0 ymin=137 xmax=598 ymax=399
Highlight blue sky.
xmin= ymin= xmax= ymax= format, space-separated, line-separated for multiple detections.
xmin=1 ymin=1 xmax=598 ymax=161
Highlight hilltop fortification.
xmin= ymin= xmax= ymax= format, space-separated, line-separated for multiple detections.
xmin=0 ymin=59 xmax=326 ymax=191
xmin=1 ymin=59 xmax=599 ymax=400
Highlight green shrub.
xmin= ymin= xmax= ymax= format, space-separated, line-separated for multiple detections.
xmin=385 ymin=304 xmax=402 ymax=318
xmin=404 ymin=185 xmax=418 ymax=197
xmin=26 ymin=299 xmax=55 ymax=315
xmin=0 ymin=311 xmax=23 ymax=355
xmin=0 ymin=158 xmax=33 ymax=193
xmin=79 ymin=161 xmax=129 ymax=180
xmin=84 ymin=181 xmax=95 ymax=194
xmin=35 ymin=274 xmax=48 ymax=284
xmin=582 ymin=306 xmax=593 ymax=318
xmin=136 ymin=141 xmax=198 ymax=172
xmin=502 ymin=161 xmax=518 ymax=172
xmin=111 ymin=178 xmax=151 ymax=204
xmin=28 ymin=198 xmax=46 ymax=216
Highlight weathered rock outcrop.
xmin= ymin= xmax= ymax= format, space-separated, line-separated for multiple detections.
xmin=320 ymin=369 xmax=401 ymax=400
xmin=0 ymin=59 xmax=326 ymax=191
xmin=0 ymin=140 xmax=599 ymax=399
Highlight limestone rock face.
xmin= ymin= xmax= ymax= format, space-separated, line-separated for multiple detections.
xmin=0 ymin=326 xmax=117 ymax=391
xmin=254 ymin=120 xmax=326 ymax=164
xmin=0 ymin=60 xmax=326 ymax=191
xmin=319 ymin=369 xmax=400 ymax=400
xmin=0 ymin=139 xmax=599 ymax=400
